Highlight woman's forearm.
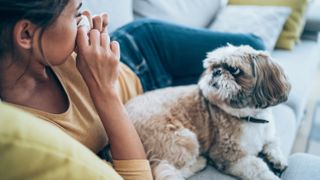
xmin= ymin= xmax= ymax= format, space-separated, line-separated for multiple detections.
xmin=92 ymin=89 xmax=146 ymax=160
xmin=76 ymin=13 xmax=146 ymax=161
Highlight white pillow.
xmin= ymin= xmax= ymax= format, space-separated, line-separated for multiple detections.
xmin=209 ymin=5 xmax=291 ymax=51
xmin=82 ymin=0 xmax=133 ymax=32
xmin=133 ymin=0 xmax=223 ymax=28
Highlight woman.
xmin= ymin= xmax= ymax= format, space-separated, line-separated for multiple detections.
xmin=0 ymin=0 xmax=265 ymax=179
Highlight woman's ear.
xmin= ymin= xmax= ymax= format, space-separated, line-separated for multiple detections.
xmin=13 ymin=20 xmax=37 ymax=50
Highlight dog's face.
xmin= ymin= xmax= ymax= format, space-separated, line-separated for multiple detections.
xmin=199 ymin=45 xmax=291 ymax=109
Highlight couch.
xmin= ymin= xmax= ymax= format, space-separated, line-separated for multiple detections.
xmin=82 ymin=0 xmax=320 ymax=179
xmin=1 ymin=0 xmax=319 ymax=179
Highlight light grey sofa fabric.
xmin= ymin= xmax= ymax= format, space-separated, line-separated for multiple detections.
xmin=281 ymin=153 xmax=320 ymax=180
xmin=82 ymin=0 xmax=133 ymax=32
xmin=133 ymin=0 xmax=222 ymax=28
xmin=273 ymin=104 xmax=297 ymax=157
xmin=189 ymin=166 xmax=235 ymax=180
xmin=272 ymin=40 xmax=320 ymax=122
xmin=209 ymin=5 xmax=291 ymax=51
xmin=189 ymin=153 xmax=320 ymax=180
xmin=304 ymin=0 xmax=320 ymax=32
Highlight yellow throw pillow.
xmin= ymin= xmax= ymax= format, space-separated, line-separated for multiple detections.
xmin=228 ymin=0 xmax=308 ymax=50
xmin=0 ymin=103 xmax=122 ymax=180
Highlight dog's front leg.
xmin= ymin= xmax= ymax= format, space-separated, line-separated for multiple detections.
xmin=261 ymin=140 xmax=288 ymax=174
xmin=226 ymin=155 xmax=280 ymax=180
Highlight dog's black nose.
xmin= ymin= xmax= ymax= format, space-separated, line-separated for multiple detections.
xmin=212 ymin=69 xmax=222 ymax=77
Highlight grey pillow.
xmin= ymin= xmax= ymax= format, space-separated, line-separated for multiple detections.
xmin=133 ymin=0 xmax=222 ymax=28
xmin=210 ymin=5 xmax=291 ymax=51
xmin=82 ymin=0 xmax=133 ymax=32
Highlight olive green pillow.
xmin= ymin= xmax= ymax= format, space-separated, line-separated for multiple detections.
xmin=228 ymin=0 xmax=308 ymax=50
xmin=0 ymin=103 xmax=122 ymax=180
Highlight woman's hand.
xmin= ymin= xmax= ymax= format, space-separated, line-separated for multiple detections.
xmin=75 ymin=12 xmax=147 ymax=161
xmin=76 ymin=12 xmax=120 ymax=97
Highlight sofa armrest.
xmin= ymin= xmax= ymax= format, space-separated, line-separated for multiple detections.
xmin=301 ymin=1 xmax=320 ymax=41
xmin=304 ymin=0 xmax=320 ymax=32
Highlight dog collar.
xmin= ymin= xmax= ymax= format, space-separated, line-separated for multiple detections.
xmin=198 ymin=89 xmax=269 ymax=124
xmin=240 ymin=116 xmax=269 ymax=123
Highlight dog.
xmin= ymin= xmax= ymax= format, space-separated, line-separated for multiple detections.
xmin=125 ymin=45 xmax=291 ymax=180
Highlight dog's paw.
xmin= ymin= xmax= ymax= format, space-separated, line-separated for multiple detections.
xmin=191 ymin=156 xmax=207 ymax=172
xmin=271 ymin=157 xmax=287 ymax=171
xmin=262 ymin=150 xmax=288 ymax=173
xmin=181 ymin=156 xmax=207 ymax=178
xmin=268 ymin=156 xmax=288 ymax=176
xmin=261 ymin=142 xmax=288 ymax=175
xmin=259 ymin=152 xmax=287 ymax=177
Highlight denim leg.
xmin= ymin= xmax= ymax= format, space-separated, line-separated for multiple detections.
xmin=111 ymin=19 xmax=266 ymax=91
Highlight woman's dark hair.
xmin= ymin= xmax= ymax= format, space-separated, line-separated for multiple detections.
xmin=0 ymin=0 xmax=69 ymax=59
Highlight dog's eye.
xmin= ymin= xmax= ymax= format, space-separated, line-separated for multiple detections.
xmin=228 ymin=67 xmax=240 ymax=75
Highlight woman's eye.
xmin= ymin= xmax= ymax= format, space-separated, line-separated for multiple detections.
xmin=229 ymin=67 xmax=240 ymax=75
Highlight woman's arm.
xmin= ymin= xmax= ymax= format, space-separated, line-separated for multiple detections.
xmin=75 ymin=13 xmax=146 ymax=160
xmin=91 ymin=89 xmax=146 ymax=160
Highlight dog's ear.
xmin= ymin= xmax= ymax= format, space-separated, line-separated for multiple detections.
xmin=251 ymin=53 xmax=291 ymax=108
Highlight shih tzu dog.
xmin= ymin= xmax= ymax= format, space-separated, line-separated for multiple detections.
xmin=125 ymin=45 xmax=291 ymax=180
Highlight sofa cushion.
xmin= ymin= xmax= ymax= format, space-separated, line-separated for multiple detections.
xmin=281 ymin=153 xmax=320 ymax=180
xmin=228 ymin=0 xmax=309 ymax=50
xmin=210 ymin=5 xmax=291 ymax=51
xmin=133 ymin=0 xmax=222 ymax=28
xmin=82 ymin=0 xmax=133 ymax=32
xmin=0 ymin=103 xmax=122 ymax=180
xmin=272 ymin=40 xmax=320 ymax=123
xmin=190 ymin=154 xmax=320 ymax=180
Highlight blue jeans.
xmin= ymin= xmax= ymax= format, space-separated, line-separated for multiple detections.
xmin=111 ymin=19 xmax=265 ymax=91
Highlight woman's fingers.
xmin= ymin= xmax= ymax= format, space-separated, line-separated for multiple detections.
xmin=92 ymin=14 xmax=109 ymax=33
xmin=78 ymin=11 xmax=114 ymax=54
xmin=101 ymin=32 xmax=110 ymax=49
xmin=92 ymin=15 xmax=103 ymax=32
xmin=89 ymin=29 xmax=100 ymax=47
xmin=110 ymin=41 xmax=120 ymax=59
xmin=101 ymin=14 xmax=109 ymax=33
xmin=76 ymin=26 xmax=89 ymax=50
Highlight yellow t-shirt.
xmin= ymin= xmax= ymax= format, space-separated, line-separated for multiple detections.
xmin=8 ymin=55 xmax=152 ymax=180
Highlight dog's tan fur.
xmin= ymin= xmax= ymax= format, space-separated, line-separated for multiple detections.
xmin=126 ymin=45 xmax=291 ymax=180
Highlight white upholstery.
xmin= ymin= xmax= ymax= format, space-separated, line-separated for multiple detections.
xmin=133 ymin=0 xmax=222 ymax=28
xmin=82 ymin=0 xmax=133 ymax=32
xmin=210 ymin=5 xmax=291 ymax=51
xmin=273 ymin=104 xmax=297 ymax=157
